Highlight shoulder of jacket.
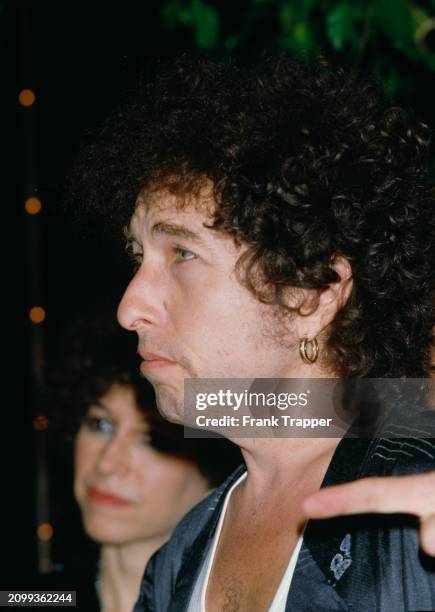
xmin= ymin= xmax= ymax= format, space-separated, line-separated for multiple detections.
xmin=366 ymin=405 xmax=435 ymax=476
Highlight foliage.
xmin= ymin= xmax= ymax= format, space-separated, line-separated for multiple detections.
xmin=160 ymin=0 xmax=435 ymax=99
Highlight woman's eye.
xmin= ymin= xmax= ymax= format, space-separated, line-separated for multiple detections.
xmin=175 ymin=248 xmax=196 ymax=262
xmin=84 ymin=416 xmax=114 ymax=435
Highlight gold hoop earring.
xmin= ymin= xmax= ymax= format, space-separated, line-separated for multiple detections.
xmin=299 ymin=337 xmax=319 ymax=364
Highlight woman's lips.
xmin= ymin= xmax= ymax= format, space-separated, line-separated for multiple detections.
xmin=88 ymin=488 xmax=132 ymax=506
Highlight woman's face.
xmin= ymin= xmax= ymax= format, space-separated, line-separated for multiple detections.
xmin=74 ymin=383 xmax=209 ymax=545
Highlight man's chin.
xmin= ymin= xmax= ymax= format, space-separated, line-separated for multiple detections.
xmin=155 ymin=392 xmax=185 ymax=425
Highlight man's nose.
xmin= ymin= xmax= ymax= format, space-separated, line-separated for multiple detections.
xmin=117 ymin=266 xmax=164 ymax=332
xmin=96 ymin=435 xmax=131 ymax=477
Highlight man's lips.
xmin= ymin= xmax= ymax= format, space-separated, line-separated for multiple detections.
xmin=139 ymin=351 xmax=177 ymax=370
xmin=87 ymin=488 xmax=132 ymax=506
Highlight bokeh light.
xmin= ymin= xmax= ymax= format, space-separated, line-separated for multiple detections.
xmin=29 ymin=306 xmax=46 ymax=324
xmin=18 ymin=89 xmax=36 ymax=107
xmin=25 ymin=197 xmax=42 ymax=215
xmin=37 ymin=523 xmax=53 ymax=541
xmin=33 ymin=415 xmax=49 ymax=431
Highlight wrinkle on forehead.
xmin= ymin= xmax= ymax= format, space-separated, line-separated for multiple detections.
xmin=126 ymin=182 xmax=218 ymax=242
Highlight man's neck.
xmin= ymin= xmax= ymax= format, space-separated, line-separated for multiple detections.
xmin=235 ymin=437 xmax=341 ymax=506
xmin=231 ymin=368 xmax=342 ymax=500
xmin=99 ymin=536 xmax=168 ymax=612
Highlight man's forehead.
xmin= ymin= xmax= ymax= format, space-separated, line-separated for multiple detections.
xmin=125 ymin=188 xmax=243 ymax=259
xmin=128 ymin=188 xmax=215 ymax=237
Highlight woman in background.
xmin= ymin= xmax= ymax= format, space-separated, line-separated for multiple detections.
xmin=47 ymin=306 xmax=241 ymax=612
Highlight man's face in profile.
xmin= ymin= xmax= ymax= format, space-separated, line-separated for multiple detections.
xmin=117 ymin=187 xmax=297 ymax=424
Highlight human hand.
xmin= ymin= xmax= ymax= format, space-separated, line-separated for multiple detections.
xmin=303 ymin=472 xmax=435 ymax=555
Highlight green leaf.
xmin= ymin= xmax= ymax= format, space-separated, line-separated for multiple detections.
xmin=179 ymin=6 xmax=194 ymax=26
xmin=190 ymin=0 xmax=220 ymax=48
xmin=278 ymin=0 xmax=317 ymax=32
xmin=326 ymin=3 xmax=360 ymax=51
xmin=383 ymin=66 xmax=403 ymax=95
xmin=161 ymin=0 xmax=183 ymax=30
xmin=278 ymin=0 xmax=318 ymax=50
xmin=373 ymin=0 xmax=419 ymax=60
xmin=278 ymin=1 xmax=293 ymax=33
xmin=293 ymin=21 xmax=314 ymax=48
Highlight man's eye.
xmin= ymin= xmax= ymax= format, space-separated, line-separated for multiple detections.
xmin=84 ymin=416 xmax=115 ymax=435
xmin=126 ymin=252 xmax=143 ymax=273
xmin=125 ymin=241 xmax=143 ymax=270
xmin=175 ymin=248 xmax=196 ymax=262
xmin=132 ymin=254 xmax=143 ymax=272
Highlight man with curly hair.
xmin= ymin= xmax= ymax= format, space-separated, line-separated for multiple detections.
xmin=72 ymin=54 xmax=435 ymax=611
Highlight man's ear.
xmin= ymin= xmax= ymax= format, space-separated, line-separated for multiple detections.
xmin=296 ymin=256 xmax=353 ymax=339
xmin=320 ymin=256 xmax=353 ymax=310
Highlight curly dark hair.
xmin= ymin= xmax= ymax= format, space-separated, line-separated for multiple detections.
xmin=47 ymin=304 xmax=242 ymax=487
xmin=70 ymin=53 xmax=435 ymax=377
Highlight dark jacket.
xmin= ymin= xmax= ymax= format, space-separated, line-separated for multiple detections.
xmin=134 ymin=406 xmax=435 ymax=612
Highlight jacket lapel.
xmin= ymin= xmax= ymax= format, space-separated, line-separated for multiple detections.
xmin=286 ymin=436 xmax=373 ymax=611
xmin=169 ymin=436 xmax=373 ymax=611
xmin=169 ymin=465 xmax=247 ymax=612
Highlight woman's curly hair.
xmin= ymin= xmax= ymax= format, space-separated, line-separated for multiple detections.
xmin=47 ymin=304 xmax=241 ymax=486
xmin=70 ymin=53 xmax=435 ymax=377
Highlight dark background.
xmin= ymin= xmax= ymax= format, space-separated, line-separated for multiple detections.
xmin=9 ymin=0 xmax=435 ymax=589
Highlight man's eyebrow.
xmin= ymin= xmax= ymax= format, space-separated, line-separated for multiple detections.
xmin=151 ymin=221 xmax=205 ymax=244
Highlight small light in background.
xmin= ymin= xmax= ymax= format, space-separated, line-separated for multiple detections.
xmin=18 ymin=89 xmax=36 ymax=107
xmin=29 ymin=306 xmax=46 ymax=324
xmin=25 ymin=197 xmax=42 ymax=215
xmin=37 ymin=523 xmax=53 ymax=541
xmin=33 ymin=415 xmax=49 ymax=431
